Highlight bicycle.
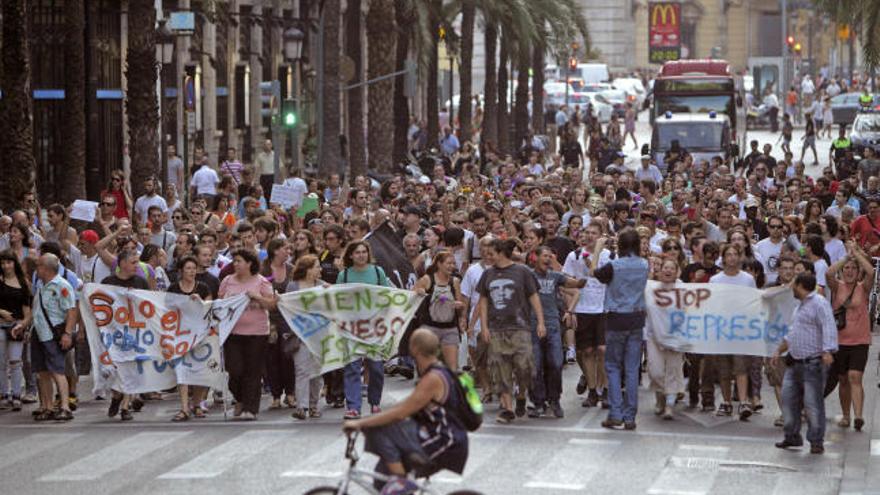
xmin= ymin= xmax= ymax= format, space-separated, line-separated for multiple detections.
xmin=869 ymin=257 xmax=880 ymax=333
xmin=304 ymin=431 xmax=482 ymax=495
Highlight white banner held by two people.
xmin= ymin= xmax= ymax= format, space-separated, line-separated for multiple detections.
xmin=276 ymin=283 xmax=424 ymax=374
xmin=645 ymin=280 xmax=798 ymax=357
xmin=79 ymin=283 xmax=249 ymax=394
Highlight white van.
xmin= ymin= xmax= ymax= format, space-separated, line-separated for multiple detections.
xmin=544 ymin=63 xmax=610 ymax=85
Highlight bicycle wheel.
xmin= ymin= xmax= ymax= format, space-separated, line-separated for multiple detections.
xmin=303 ymin=486 xmax=349 ymax=495
xmin=446 ymin=491 xmax=484 ymax=495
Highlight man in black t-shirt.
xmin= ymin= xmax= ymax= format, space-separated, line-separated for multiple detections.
xmin=100 ymin=249 xmax=150 ymax=421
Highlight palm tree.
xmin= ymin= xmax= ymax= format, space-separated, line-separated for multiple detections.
xmin=513 ymin=41 xmax=530 ymax=149
xmin=425 ymin=0 xmax=442 ymax=149
xmin=0 ymin=0 xmax=37 ymax=211
xmin=392 ymin=0 xmax=415 ymax=165
xmin=126 ymin=0 xmax=159 ymax=200
xmin=496 ymin=29 xmax=510 ymax=153
xmin=457 ymin=0 xmax=476 ymax=143
xmin=813 ymin=0 xmax=879 ymax=80
xmin=367 ymin=0 xmax=397 ymax=172
xmin=481 ymin=22 xmax=498 ymax=147
xmin=346 ymin=0 xmax=366 ymax=178
xmin=63 ymin=0 xmax=87 ymax=204
xmin=321 ymin=0 xmax=343 ymax=178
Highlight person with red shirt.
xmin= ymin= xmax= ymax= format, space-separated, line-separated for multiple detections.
xmin=100 ymin=170 xmax=133 ymax=220
xmin=850 ymin=197 xmax=880 ymax=256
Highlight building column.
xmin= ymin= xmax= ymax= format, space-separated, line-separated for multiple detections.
xmin=121 ymin=0 xmax=130 ymax=178
xmin=248 ymin=2 xmax=264 ymax=162
xmin=227 ymin=0 xmax=242 ymax=163
xmin=203 ymin=3 xmax=219 ymax=167
xmin=176 ymin=0 xmax=192 ymax=163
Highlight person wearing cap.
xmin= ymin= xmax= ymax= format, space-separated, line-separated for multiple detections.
xmin=635 ymin=155 xmax=662 ymax=185
xmin=77 ymin=230 xmax=112 ymax=285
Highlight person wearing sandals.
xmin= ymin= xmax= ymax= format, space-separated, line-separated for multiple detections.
xmin=262 ymin=239 xmax=296 ymax=411
xmin=31 ymin=253 xmax=75 ymax=421
xmin=826 ymin=240 xmax=873 ymax=432
xmin=0 ymin=250 xmax=32 ymax=412
xmin=412 ymin=250 xmax=466 ymax=370
xmin=219 ymin=249 xmax=276 ymax=421
xmin=167 ymin=256 xmax=212 ymax=422
xmin=286 ymin=254 xmax=327 ymax=419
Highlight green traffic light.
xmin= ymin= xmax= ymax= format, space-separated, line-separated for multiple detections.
xmin=283 ymin=112 xmax=296 ymax=127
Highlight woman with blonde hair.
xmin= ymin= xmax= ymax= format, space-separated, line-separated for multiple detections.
xmin=646 ymin=257 xmax=685 ymax=419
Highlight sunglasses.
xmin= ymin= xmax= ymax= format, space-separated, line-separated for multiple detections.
xmin=102 ymin=202 xmax=116 ymax=207
xmin=768 ymin=224 xmax=784 ymax=229
xmin=662 ymin=245 xmax=681 ymax=251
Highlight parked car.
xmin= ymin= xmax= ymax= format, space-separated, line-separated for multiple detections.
xmin=599 ymin=88 xmax=628 ymax=117
xmin=850 ymin=111 xmax=880 ymax=155
xmin=578 ymin=93 xmax=613 ymax=123
xmin=612 ymin=77 xmax=647 ymax=108
xmin=831 ymin=92 xmax=880 ymax=126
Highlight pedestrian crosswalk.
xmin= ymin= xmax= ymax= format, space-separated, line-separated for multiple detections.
xmin=0 ymin=428 xmax=846 ymax=494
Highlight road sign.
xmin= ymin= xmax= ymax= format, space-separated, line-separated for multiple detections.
xmin=169 ymin=12 xmax=195 ymax=35
xmin=186 ymin=111 xmax=196 ymax=131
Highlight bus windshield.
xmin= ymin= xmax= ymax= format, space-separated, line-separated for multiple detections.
xmin=655 ymin=95 xmax=734 ymax=119
xmin=656 ymin=123 xmax=727 ymax=151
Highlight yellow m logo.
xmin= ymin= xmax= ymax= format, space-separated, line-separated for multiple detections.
xmin=651 ymin=4 xmax=678 ymax=26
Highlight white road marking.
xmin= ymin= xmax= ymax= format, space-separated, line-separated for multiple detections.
xmin=432 ymin=433 xmax=514 ymax=484
xmin=523 ymin=437 xmax=622 ymax=491
xmin=646 ymin=445 xmax=729 ymax=495
xmin=0 ymin=433 xmax=84 ymax=470
xmin=281 ymin=433 xmax=377 ymax=479
xmin=40 ymin=431 xmax=190 ymax=481
xmin=158 ymin=430 xmax=292 ymax=479
xmin=872 ymin=439 xmax=880 ymax=456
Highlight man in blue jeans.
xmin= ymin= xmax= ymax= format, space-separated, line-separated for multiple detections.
xmin=590 ymin=228 xmax=649 ymax=430
xmin=528 ymin=247 xmax=585 ymax=419
xmin=772 ymin=273 xmax=837 ymax=454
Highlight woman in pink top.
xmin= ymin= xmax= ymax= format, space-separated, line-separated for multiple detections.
xmin=219 ymin=249 xmax=276 ymax=421
xmin=826 ymin=241 xmax=874 ymax=432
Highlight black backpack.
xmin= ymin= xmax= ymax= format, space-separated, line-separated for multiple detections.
xmin=429 ymin=364 xmax=483 ymax=432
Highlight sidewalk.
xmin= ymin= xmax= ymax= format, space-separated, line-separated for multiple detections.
xmin=840 ymin=334 xmax=880 ymax=495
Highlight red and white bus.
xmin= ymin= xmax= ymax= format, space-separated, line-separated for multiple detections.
xmin=651 ymin=59 xmax=747 ymax=156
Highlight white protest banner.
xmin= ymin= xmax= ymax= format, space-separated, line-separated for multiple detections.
xmin=645 ymin=280 xmax=797 ymax=357
xmin=276 ymin=283 xmax=424 ymax=374
xmin=270 ymin=183 xmax=300 ymax=210
xmin=80 ymin=283 xmax=249 ymax=394
xmin=69 ymin=200 xmax=99 ymax=222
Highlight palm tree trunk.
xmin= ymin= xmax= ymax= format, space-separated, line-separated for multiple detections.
xmin=345 ymin=0 xmax=366 ymax=178
xmin=425 ymin=0 xmax=441 ymax=150
xmin=531 ymin=43 xmax=545 ymax=135
xmin=514 ymin=44 xmax=530 ymax=150
xmin=482 ymin=22 xmax=498 ymax=148
xmin=125 ymin=0 xmax=159 ymax=200
xmin=457 ymin=0 xmax=475 ymax=143
xmin=0 ymin=0 xmax=36 ymax=211
xmin=63 ymin=0 xmax=87 ymax=204
xmin=367 ymin=0 xmax=397 ymax=172
xmin=496 ymin=29 xmax=510 ymax=154
xmin=321 ymin=0 xmax=343 ymax=178
xmin=392 ymin=0 xmax=413 ymax=165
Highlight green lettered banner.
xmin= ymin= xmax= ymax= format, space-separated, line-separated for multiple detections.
xmin=277 ymin=284 xmax=424 ymax=373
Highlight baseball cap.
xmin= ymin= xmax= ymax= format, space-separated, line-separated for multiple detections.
xmin=80 ymin=230 xmax=99 ymax=244
xmin=641 ymin=154 xmax=651 ymax=161
xmin=745 ymin=197 xmax=760 ymax=208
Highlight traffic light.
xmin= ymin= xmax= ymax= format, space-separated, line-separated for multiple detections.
xmin=568 ymin=57 xmax=577 ymax=71
xmin=259 ymin=80 xmax=281 ymax=126
xmin=793 ymin=42 xmax=802 ymax=55
xmin=281 ymin=99 xmax=297 ymax=128
xmin=786 ymin=36 xmax=795 ymax=53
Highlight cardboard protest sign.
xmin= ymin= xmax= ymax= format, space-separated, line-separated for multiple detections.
xmin=276 ymin=284 xmax=424 ymax=374
xmin=645 ymin=281 xmax=796 ymax=357
xmin=80 ymin=283 xmax=249 ymax=394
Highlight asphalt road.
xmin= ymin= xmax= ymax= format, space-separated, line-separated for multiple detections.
xmin=1 ymin=339 xmax=878 ymax=495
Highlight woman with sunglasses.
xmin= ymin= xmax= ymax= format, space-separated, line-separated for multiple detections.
xmin=660 ymin=238 xmax=687 ymax=272
xmin=101 ymin=171 xmax=132 ymax=220
xmin=646 ymin=256 xmax=685 ymax=420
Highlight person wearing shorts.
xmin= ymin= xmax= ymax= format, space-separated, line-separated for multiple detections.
xmin=827 ymin=247 xmax=874 ymax=431
xmin=477 ymin=239 xmax=543 ymax=423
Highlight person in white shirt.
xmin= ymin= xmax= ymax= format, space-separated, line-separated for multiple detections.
xmin=728 ymin=178 xmax=757 ymax=220
xmin=191 ymin=163 xmax=220 ymax=199
xmin=146 ymin=205 xmax=176 ymax=253
xmin=166 ymin=145 xmax=184 ymax=196
xmin=133 ymin=177 xmax=168 ymax=228
xmin=255 ymin=139 xmax=275 ymax=201
xmin=634 ymin=155 xmax=663 ymax=185
xmin=459 ymin=235 xmax=496 ymax=398
xmin=754 ymin=215 xmax=786 ymax=285
xmin=282 ymin=167 xmax=308 ymax=209
xmin=820 ymin=215 xmax=846 ymax=265
xmin=75 ymin=230 xmax=112 ymax=285
xmin=708 ymin=243 xmax=757 ymax=420
xmin=803 ymin=234 xmax=829 ymax=294
xmin=562 ymin=222 xmax=612 ymax=408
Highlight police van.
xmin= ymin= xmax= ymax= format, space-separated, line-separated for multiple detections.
xmin=650 ymin=111 xmax=735 ymax=175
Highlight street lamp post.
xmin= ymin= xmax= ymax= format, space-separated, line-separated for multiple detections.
xmin=155 ymin=21 xmax=174 ymax=195
xmin=284 ymin=27 xmax=305 ymax=181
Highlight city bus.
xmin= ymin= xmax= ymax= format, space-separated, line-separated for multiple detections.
xmin=651 ymin=59 xmax=746 ymax=157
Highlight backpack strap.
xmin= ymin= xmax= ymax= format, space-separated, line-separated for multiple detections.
xmin=374 ymin=265 xmax=381 ymax=285
xmin=343 ymin=268 xmax=349 ymax=284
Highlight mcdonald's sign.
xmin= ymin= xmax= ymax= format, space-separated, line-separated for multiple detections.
xmin=648 ymin=2 xmax=681 ymax=64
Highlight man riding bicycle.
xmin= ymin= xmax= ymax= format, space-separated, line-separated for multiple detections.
xmin=343 ymin=328 xmax=469 ymax=495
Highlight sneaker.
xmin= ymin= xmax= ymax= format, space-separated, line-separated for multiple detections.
xmin=54 ymin=409 xmax=74 ymax=421
xmin=601 ymin=418 xmax=623 ymax=429
xmin=662 ymin=405 xmax=674 ymax=420
xmin=624 ymin=421 xmax=637 ymax=430
xmin=576 ymin=375 xmax=588 ymax=395
xmin=585 ymin=388 xmax=599 ymax=408
xmin=343 ymin=409 xmax=361 ymax=420
xmin=0 ymin=398 xmax=10 ymax=410
xmin=380 ymin=475 xmax=420 ymax=495
xmin=291 ymin=408 xmax=308 ymax=420
xmin=774 ymin=415 xmax=784 ymax=427
xmin=371 ymin=405 xmax=382 ymax=415
xmin=716 ymin=403 xmax=733 ymax=417
xmin=600 ymin=389 xmax=610 ymax=409
xmin=108 ymin=396 xmax=122 ymax=417
xmin=549 ymin=401 xmax=564 ymax=418
xmin=240 ymin=411 xmax=257 ymax=421
xmin=131 ymin=397 xmax=145 ymax=412
xmin=21 ymin=393 xmax=37 ymax=404
xmin=738 ymin=403 xmax=752 ymax=421
xmin=527 ymin=404 xmax=545 ymax=418
xmin=495 ymin=409 xmax=516 ymax=424
xmin=11 ymin=399 xmax=22 ymax=412
xmin=515 ymin=398 xmax=527 ymax=417
xmin=332 ymin=398 xmax=345 ymax=409
xmin=565 ymin=346 xmax=576 ymax=364
xmin=119 ymin=409 xmax=133 ymax=421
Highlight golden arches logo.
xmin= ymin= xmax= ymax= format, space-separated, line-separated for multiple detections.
xmin=651 ymin=4 xmax=678 ymax=26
